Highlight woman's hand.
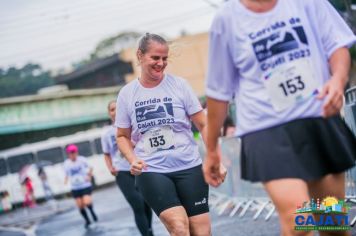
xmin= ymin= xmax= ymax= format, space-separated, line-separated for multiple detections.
xmin=203 ymin=150 xmax=226 ymax=187
xmin=130 ymin=159 xmax=147 ymax=176
xmin=317 ymin=76 xmax=346 ymax=117
xmin=85 ymin=174 xmax=92 ymax=182
xmin=109 ymin=167 xmax=118 ymax=176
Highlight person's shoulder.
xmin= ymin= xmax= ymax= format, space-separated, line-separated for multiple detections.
xmin=165 ymin=74 xmax=190 ymax=89
xmin=78 ymin=156 xmax=87 ymax=161
xmin=166 ymin=74 xmax=185 ymax=83
xmin=216 ymin=0 xmax=235 ymax=17
xmin=211 ymin=0 xmax=236 ymax=30
xmin=295 ymin=0 xmax=317 ymax=8
xmin=63 ymin=159 xmax=70 ymax=167
xmin=101 ymin=126 xmax=112 ymax=138
xmin=118 ymin=79 xmax=139 ymax=96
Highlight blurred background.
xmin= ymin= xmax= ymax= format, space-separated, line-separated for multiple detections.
xmin=0 ymin=1 xmax=355 ymax=235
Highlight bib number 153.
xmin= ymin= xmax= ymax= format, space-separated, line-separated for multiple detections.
xmin=263 ymin=58 xmax=318 ymax=111
xmin=278 ymin=76 xmax=305 ymax=97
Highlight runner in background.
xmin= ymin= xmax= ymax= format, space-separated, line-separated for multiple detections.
xmin=64 ymin=144 xmax=98 ymax=228
xmin=22 ymin=177 xmax=36 ymax=208
xmin=116 ymin=33 xmax=226 ymax=235
xmin=102 ymin=100 xmax=153 ymax=236
xmin=204 ymin=0 xmax=356 ymax=235
xmin=38 ymin=167 xmax=54 ymax=201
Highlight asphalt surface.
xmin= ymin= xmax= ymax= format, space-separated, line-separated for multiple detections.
xmin=35 ymin=184 xmax=281 ymax=236
xmin=2 ymin=184 xmax=356 ymax=235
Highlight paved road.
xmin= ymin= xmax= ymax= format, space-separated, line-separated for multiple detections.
xmin=3 ymin=183 xmax=356 ymax=235
xmin=35 ymin=184 xmax=281 ymax=236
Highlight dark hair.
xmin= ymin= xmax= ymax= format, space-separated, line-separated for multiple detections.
xmin=137 ymin=33 xmax=167 ymax=54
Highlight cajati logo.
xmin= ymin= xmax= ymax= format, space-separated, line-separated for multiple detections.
xmin=294 ymin=196 xmax=351 ymax=231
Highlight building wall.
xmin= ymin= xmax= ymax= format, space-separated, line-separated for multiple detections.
xmin=120 ymin=32 xmax=209 ymax=96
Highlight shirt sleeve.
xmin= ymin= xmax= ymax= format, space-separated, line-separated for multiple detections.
xmin=63 ymin=163 xmax=70 ymax=177
xmin=101 ymin=132 xmax=110 ymax=155
xmin=206 ymin=13 xmax=239 ymax=102
xmin=115 ymin=89 xmax=131 ymax=128
xmin=181 ymin=79 xmax=202 ymax=116
xmin=311 ymin=0 xmax=356 ymax=57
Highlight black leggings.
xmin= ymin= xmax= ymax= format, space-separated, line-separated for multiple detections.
xmin=116 ymin=171 xmax=153 ymax=236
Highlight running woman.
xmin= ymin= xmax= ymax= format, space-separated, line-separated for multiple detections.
xmin=64 ymin=144 xmax=98 ymax=228
xmin=102 ymin=100 xmax=153 ymax=236
xmin=204 ymin=1 xmax=356 ymax=236
xmin=116 ymin=33 xmax=223 ymax=236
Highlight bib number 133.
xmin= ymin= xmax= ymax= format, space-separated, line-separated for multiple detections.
xmin=149 ymin=135 xmax=166 ymax=147
xmin=143 ymin=126 xmax=175 ymax=154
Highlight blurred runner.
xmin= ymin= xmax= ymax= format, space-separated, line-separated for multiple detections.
xmin=22 ymin=177 xmax=36 ymax=208
xmin=64 ymin=144 xmax=98 ymax=228
xmin=116 ymin=33 xmax=225 ymax=235
xmin=204 ymin=0 xmax=356 ymax=235
xmin=102 ymin=100 xmax=153 ymax=236
xmin=38 ymin=167 xmax=54 ymax=201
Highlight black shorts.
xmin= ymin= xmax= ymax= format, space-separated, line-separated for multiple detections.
xmin=136 ymin=165 xmax=209 ymax=217
xmin=71 ymin=186 xmax=92 ymax=198
xmin=241 ymin=116 xmax=356 ymax=182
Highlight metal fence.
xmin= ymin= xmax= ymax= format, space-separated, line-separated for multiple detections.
xmin=344 ymin=86 xmax=356 ymax=226
xmin=198 ymin=138 xmax=275 ymax=221
xmin=345 ymin=86 xmax=356 ymax=136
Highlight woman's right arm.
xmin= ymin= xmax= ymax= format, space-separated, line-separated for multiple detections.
xmin=117 ymin=127 xmax=146 ymax=175
xmin=104 ymin=154 xmax=117 ymax=176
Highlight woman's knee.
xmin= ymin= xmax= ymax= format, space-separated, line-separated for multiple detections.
xmin=189 ymin=213 xmax=211 ymax=236
xmin=75 ymin=198 xmax=84 ymax=209
xmin=82 ymin=195 xmax=92 ymax=206
xmin=160 ymin=207 xmax=189 ymax=236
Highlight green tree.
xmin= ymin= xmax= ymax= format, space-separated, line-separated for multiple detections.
xmin=0 ymin=63 xmax=53 ymax=98
xmin=72 ymin=31 xmax=141 ymax=69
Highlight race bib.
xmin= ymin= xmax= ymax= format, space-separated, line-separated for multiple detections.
xmin=263 ymin=58 xmax=319 ymax=111
xmin=143 ymin=126 xmax=175 ymax=154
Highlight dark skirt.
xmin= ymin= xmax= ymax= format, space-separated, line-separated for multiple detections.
xmin=240 ymin=116 xmax=356 ymax=182
xmin=71 ymin=186 xmax=92 ymax=198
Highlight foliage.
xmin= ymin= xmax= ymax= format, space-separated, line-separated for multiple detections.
xmin=72 ymin=31 xmax=141 ymax=69
xmin=0 ymin=63 xmax=53 ymax=98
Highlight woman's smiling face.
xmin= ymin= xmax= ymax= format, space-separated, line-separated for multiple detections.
xmin=138 ymin=41 xmax=169 ymax=81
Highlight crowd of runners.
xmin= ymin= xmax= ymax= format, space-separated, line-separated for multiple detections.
xmin=62 ymin=0 xmax=356 ymax=235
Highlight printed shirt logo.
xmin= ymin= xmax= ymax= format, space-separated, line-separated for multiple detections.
xmin=252 ymin=25 xmax=308 ymax=62
xmin=134 ymin=97 xmax=175 ymax=131
xmin=136 ymin=103 xmax=174 ymax=122
xmin=70 ymin=166 xmax=83 ymax=176
xmin=248 ymin=17 xmax=318 ymax=111
xmin=110 ymin=135 xmax=118 ymax=151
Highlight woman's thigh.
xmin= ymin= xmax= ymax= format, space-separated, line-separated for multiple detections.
xmin=136 ymin=172 xmax=181 ymax=216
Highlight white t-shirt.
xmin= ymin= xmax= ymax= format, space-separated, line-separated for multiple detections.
xmin=64 ymin=156 xmax=91 ymax=190
xmin=206 ymin=0 xmax=356 ymax=136
xmin=115 ymin=74 xmax=203 ymax=173
xmin=101 ymin=125 xmax=131 ymax=171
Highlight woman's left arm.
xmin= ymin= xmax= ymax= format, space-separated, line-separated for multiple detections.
xmin=190 ymin=110 xmax=227 ymax=186
xmin=317 ymin=47 xmax=351 ymax=117
xmin=190 ymin=110 xmax=208 ymax=144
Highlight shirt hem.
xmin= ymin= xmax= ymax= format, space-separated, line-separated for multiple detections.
xmin=327 ymin=36 xmax=356 ymax=58
xmin=141 ymin=161 xmax=202 ymax=173
xmin=206 ymin=88 xmax=232 ymax=101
